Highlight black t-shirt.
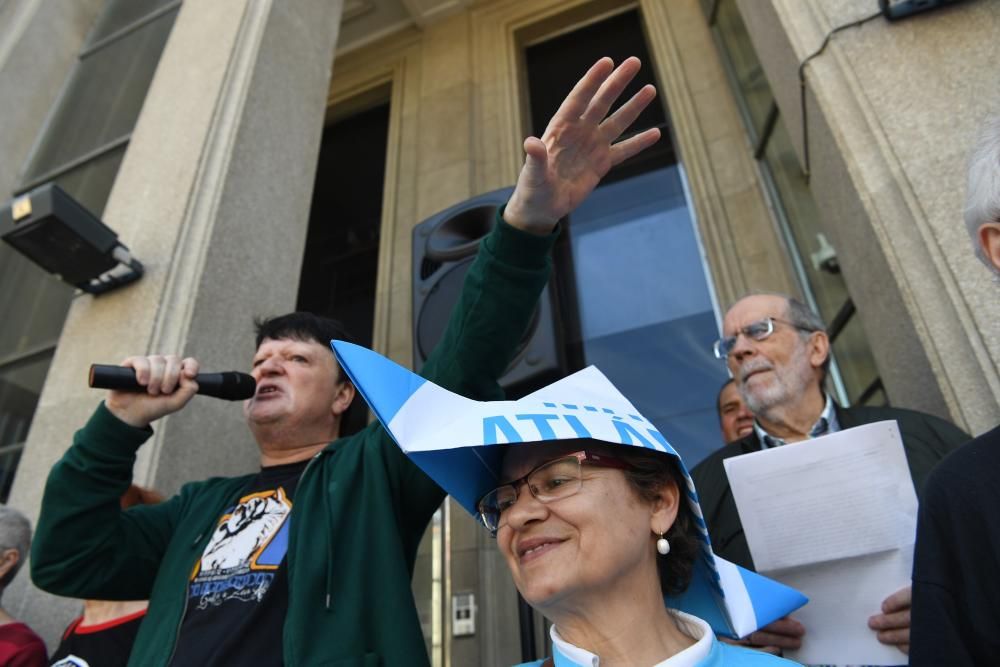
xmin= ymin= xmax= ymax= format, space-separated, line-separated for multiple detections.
xmin=168 ymin=459 xmax=308 ymax=666
xmin=50 ymin=610 xmax=146 ymax=667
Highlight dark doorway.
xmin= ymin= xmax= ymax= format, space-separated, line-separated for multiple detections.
xmin=525 ymin=9 xmax=675 ymax=183
xmin=297 ymin=102 xmax=391 ymax=434
xmin=297 ymin=103 xmax=390 ymax=349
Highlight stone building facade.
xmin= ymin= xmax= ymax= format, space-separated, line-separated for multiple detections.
xmin=0 ymin=0 xmax=996 ymax=662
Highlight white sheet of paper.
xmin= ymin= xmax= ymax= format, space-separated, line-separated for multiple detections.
xmin=723 ymin=421 xmax=917 ymax=666
xmin=778 ymin=550 xmax=912 ymax=665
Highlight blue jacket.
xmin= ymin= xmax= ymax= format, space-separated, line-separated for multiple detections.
xmin=518 ymin=634 xmax=800 ymax=666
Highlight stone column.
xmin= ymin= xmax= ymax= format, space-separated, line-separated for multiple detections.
xmin=7 ymin=0 xmax=343 ymax=644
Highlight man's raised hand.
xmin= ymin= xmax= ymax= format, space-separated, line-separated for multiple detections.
xmin=503 ymin=57 xmax=660 ymax=234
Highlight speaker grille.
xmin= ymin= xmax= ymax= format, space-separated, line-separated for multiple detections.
xmin=419 ymin=257 xmax=442 ymax=281
xmin=415 ymin=259 xmax=540 ymax=372
xmin=412 ymin=186 xmax=563 ymax=392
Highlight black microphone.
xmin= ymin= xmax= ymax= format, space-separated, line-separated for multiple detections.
xmin=88 ymin=364 xmax=256 ymax=401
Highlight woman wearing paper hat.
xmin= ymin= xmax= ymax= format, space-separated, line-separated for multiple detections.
xmin=332 ymin=341 xmax=807 ymax=666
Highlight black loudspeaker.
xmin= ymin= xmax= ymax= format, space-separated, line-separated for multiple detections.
xmin=412 ymin=187 xmax=563 ymax=393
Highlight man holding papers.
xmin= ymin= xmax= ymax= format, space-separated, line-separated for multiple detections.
xmin=692 ymin=293 xmax=969 ymax=657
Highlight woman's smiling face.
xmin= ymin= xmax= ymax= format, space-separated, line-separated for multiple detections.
xmin=495 ymin=441 xmax=669 ymax=613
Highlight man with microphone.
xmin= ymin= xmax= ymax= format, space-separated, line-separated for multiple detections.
xmin=31 ymin=58 xmax=662 ymax=667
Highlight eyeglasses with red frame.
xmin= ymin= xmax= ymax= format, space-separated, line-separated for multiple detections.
xmin=476 ymin=450 xmax=633 ymax=537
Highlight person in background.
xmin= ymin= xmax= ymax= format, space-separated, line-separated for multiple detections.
xmin=50 ymin=485 xmax=163 ymax=667
xmin=909 ymin=115 xmax=1000 ymax=667
xmin=0 ymin=506 xmax=46 ymax=666
xmin=717 ymin=378 xmax=753 ymax=444
xmin=692 ymin=292 xmax=970 ymax=657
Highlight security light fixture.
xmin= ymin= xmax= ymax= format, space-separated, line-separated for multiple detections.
xmin=878 ymin=0 xmax=968 ymax=21
xmin=0 ymin=183 xmax=143 ymax=295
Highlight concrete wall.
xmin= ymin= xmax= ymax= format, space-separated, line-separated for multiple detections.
xmin=6 ymin=0 xmax=343 ymax=645
xmin=739 ymin=0 xmax=1000 ymax=433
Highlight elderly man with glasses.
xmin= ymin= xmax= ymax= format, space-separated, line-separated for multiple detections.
xmin=691 ymin=292 xmax=969 ymax=658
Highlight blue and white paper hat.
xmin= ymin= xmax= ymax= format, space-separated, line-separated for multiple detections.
xmin=332 ymin=341 xmax=807 ymax=638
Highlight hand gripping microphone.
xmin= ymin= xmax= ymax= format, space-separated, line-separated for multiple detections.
xmin=88 ymin=364 xmax=256 ymax=401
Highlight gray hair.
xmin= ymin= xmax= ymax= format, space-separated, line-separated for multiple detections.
xmin=741 ymin=291 xmax=828 ymax=333
xmin=0 ymin=506 xmax=31 ymax=589
xmin=783 ymin=295 xmax=830 ymax=380
xmin=783 ymin=295 xmax=827 ymax=333
xmin=965 ymin=115 xmax=1000 ymax=273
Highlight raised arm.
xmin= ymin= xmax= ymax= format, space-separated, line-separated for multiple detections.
xmin=420 ymin=56 xmax=661 ymax=396
xmin=382 ymin=57 xmax=661 ymax=533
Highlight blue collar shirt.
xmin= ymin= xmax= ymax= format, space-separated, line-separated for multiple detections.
xmin=516 ymin=610 xmax=800 ymax=666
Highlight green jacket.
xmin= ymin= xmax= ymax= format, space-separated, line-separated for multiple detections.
xmin=32 ymin=219 xmax=557 ymax=667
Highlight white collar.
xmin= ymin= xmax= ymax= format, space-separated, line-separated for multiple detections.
xmin=549 ymin=610 xmax=713 ymax=667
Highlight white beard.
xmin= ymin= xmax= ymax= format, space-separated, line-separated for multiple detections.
xmin=740 ymin=341 xmax=814 ymax=419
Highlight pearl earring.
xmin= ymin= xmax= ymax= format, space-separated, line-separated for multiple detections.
xmin=656 ymin=532 xmax=670 ymax=556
